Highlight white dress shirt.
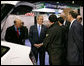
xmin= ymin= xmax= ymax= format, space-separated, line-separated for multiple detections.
xmin=69 ymin=19 xmax=76 ymax=29
xmin=37 ymin=23 xmax=42 ymax=36
xmin=63 ymin=20 xmax=66 ymax=25
xmin=37 ymin=23 xmax=42 ymax=29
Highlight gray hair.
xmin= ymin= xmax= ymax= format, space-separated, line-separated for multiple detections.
xmin=36 ymin=15 xmax=43 ymax=20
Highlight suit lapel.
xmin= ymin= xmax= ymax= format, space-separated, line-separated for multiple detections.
xmin=19 ymin=28 xmax=21 ymax=38
xmin=40 ymin=25 xmax=44 ymax=37
xmin=35 ymin=24 xmax=44 ymax=38
xmin=71 ymin=20 xmax=76 ymax=29
xmin=35 ymin=25 xmax=39 ymax=37
xmin=65 ymin=21 xmax=68 ymax=26
xmin=69 ymin=20 xmax=77 ymax=32
xmin=12 ymin=26 xmax=19 ymax=38
xmin=36 ymin=24 xmax=43 ymax=38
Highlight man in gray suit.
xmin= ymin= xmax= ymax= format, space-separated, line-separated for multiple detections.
xmin=67 ymin=10 xmax=83 ymax=65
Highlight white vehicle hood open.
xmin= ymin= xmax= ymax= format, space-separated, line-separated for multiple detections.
xmin=1 ymin=41 xmax=33 ymax=65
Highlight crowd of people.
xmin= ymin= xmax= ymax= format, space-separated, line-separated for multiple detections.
xmin=5 ymin=10 xmax=83 ymax=65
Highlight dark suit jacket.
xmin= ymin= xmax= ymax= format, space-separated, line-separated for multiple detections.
xmin=64 ymin=21 xmax=71 ymax=54
xmin=21 ymin=26 xmax=28 ymax=39
xmin=61 ymin=25 xmax=67 ymax=44
xmin=67 ymin=20 xmax=83 ymax=65
xmin=43 ymin=22 xmax=64 ymax=50
xmin=61 ymin=25 xmax=67 ymax=49
xmin=65 ymin=20 xmax=70 ymax=31
xmin=5 ymin=25 xmax=25 ymax=45
xmin=64 ymin=20 xmax=70 ymax=41
xmin=43 ymin=22 xmax=65 ymax=64
xmin=29 ymin=24 xmax=47 ymax=47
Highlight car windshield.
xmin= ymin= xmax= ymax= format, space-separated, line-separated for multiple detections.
xmin=1 ymin=46 xmax=10 ymax=57
xmin=11 ymin=5 xmax=33 ymax=15
xmin=1 ymin=4 xmax=14 ymax=22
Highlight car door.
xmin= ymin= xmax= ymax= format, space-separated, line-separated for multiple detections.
xmin=1 ymin=1 xmax=35 ymax=33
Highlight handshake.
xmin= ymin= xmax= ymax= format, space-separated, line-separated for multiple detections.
xmin=34 ymin=43 xmax=43 ymax=48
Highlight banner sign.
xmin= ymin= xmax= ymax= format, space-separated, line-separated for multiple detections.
xmin=35 ymin=2 xmax=80 ymax=9
xmin=35 ymin=3 xmax=44 ymax=9
xmin=45 ymin=3 xmax=67 ymax=9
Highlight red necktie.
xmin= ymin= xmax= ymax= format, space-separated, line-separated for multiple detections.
xmin=17 ymin=28 xmax=19 ymax=37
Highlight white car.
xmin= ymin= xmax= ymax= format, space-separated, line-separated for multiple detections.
xmin=1 ymin=41 xmax=36 ymax=65
xmin=1 ymin=1 xmax=36 ymax=65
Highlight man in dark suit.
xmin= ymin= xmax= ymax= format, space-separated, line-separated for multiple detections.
xmin=43 ymin=14 xmax=64 ymax=65
xmin=60 ymin=12 xmax=70 ymax=29
xmin=60 ymin=12 xmax=70 ymax=39
xmin=20 ymin=22 xmax=28 ymax=44
xmin=67 ymin=10 xmax=83 ymax=65
xmin=58 ymin=17 xmax=68 ymax=64
xmin=29 ymin=15 xmax=47 ymax=65
xmin=60 ymin=12 xmax=71 ymax=64
xmin=21 ymin=22 xmax=28 ymax=39
xmin=5 ymin=19 xmax=25 ymax=45
xmin=60 ymin=12 xmax=70 ymax=37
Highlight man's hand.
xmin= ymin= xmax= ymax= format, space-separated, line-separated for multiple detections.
xmin=34 ymin=43 xmax=43 ymax=48
xmin=34 ymin=44 xmax=39 ymax=48
xmin=38 ymin=43 xmax=43 ymax=48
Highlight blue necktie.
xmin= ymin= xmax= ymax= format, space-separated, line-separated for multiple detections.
xmin=38 ymin=25 xmax=41 ymax=37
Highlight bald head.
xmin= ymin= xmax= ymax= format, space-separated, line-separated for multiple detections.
xmin=14 ymin=19 xmax=22 ymax=28
xmin=77 ymin=15 xmax=82 ymax=23
xmin=73 ymin=9 xmax=78 ymax=14
xmin=15 ymin=18 xmax=21 ymax=22
xmin=77 ymin=15 xmax=82 ymax=19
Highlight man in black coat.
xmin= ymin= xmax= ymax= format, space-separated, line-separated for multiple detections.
xmin=58 ymin=17 xmax=68 ymax=64
xmin=67 ymin=10 xmax=83 ymax=65
xmin=60 ymin=12 xmax=70 ymax=39
xmin=5 ymin=19 xmax=25 ymax=45
xmin=21 ymin=22 xmax=28 ymax=39
xmin=43 ymin=14 xmax=64 ymax=65
xmin=60 ymin=12 xmax=70 ymax=30
xmin=20 ymin=22 xmax=28 ymax=44
xmin=60 ymin=12 xmax=71 ymax=64
xmin=60 ymin=12 xmax=70 ymax=42
xmin=29 ymin=15 xmax=47 ymax=65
